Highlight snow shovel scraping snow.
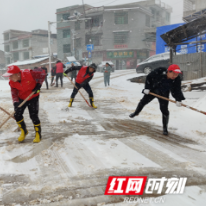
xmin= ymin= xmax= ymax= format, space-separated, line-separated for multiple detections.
xmin=65 ymin=75 xmax=92 ymax=108
xmin=0 ymin=91 xmax=35 ymax=129
xmin=149 ymin=92 xmax=206 ymax=116
xmin=0 ymin=107 xmax=15 ymax=120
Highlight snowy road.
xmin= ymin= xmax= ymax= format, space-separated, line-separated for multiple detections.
xmin=0 ymin=70 xmax=206 ymax=205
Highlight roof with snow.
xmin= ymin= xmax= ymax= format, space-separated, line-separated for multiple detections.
xmin=7 ymin=57 xmax=49 ymax=66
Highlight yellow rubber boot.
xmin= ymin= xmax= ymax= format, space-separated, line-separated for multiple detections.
xmin=68 ymin=98 xmax=74 ymax=107
xmin=89 ymin=97 xmax=97 ymax=109
xmin=17 ymin=119 xmax=28 ymax=142
xmin=33 ymin=124 xmax=42 ymax=143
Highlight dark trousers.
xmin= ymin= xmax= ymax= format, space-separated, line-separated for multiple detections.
xmin=14 ymin=96 xmax=40 ymax=125
xmin=71 ymin=75 xmax=76 ymax=82
xmin=51 ymin=76 xmax=55 ymax=85
xmin=56 ymin=73 xmax=63 ymax=87
xmin=71 ymin=83 xmax=93 ymax=99
xmin=44 ymin=76 xmax=48 ymax=89
xmin=135 ymin=93 xmax=169 ymax=116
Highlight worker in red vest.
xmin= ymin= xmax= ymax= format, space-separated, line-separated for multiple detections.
xmin=56 ymin=60 xmax=65 ymax=87
xmin=2 ymin=66 xmax=46 ymax=143
xmin=64 ymin=63 xmax=97 ymax=108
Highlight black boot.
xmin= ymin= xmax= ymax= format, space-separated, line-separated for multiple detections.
xmin=129 ymin=111 xmax=138 ymax=118
xmin=163 ymin=114 xmax=169 ymax=135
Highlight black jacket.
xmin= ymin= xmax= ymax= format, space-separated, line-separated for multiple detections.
xmin=145 ymin=67 xmax=185 ymax=102
xmin=65 ymin=66 xmax=95 ymax=86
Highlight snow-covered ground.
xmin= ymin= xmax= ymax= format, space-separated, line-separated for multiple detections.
xmin=0 ymin=70 xmax=206 ymax=205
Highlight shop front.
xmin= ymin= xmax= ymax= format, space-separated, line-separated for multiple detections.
xmin=104 ymin=50 xmax=148 ymax=70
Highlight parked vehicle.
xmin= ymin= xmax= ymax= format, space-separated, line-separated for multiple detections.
xmin=136 ymin=52 xmax=171 ymax=74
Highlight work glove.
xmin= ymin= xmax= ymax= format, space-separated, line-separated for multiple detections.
xmin=32 ymin=83 xmax=41 ymax=94
xmin=63 ymin=73 xmax=67 ymax=77
xmin=142 ymin=89 xmax=150 ymax=95
xmin=176 ymin=101 xmax=182 ymax=107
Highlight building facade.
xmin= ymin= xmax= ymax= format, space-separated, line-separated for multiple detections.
xmin=56 ymin=0 xmax=172 ymax=69
xmin=183 ymin=0 xmax=206 ymax=21
xmin=3 ymin=29 xmax=57 ymax=66
xmin=0 ymin=50 xmax=5 ymax=69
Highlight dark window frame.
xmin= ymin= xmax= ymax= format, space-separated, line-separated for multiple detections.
xmin=63 ymin=13 xmax=70 ymax=20
xmin=23 ymin=51 xmax=30 ymax=60
xmin=63 ymin=29 xmax=71 ymax=38
xmin=13 ymin=41 xmax=18 ymax=49
xmin=13 ymin=52 xmax=19 ymax=61
xmin=114 ymin=32 xmax=129 ymax=44
xmin=63 ymin=44 xmax=71 ymax=53
xmin=85 ymin=34 xmax=102 ymax=46
xmin=5 ymin=45 xmax=10 ymax=52
xmin=85 ymin=15 xmax=101 ymax=29
xmin=22 ymin=39 xmax=29 ymax=47
xmin=4 ymin=33 xmax=9 ymax=41
xmin=114 ymin=12 xmax=128 ymax=24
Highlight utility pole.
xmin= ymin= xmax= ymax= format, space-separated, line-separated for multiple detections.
xmin=48 ymin=21 xmax=52 ymax=73
xmin=47 ymin=14 xmax=91 ymax=73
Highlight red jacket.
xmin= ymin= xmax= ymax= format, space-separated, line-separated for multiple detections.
xmin=76 ymin=66 xmax=94 ymax=84
xmin=9 ymin=69 xmax=46 ymax=103
xmin=56 ymin=62 xmax=65 ymax=73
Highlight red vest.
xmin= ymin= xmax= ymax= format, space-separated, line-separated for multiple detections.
xmin=56 ymin=62 xmax=64 ymax=73
xmin=9 ymin=69 xmax=39 ymax=101
xmin=76 ymin=66 xmax=93 ymax=84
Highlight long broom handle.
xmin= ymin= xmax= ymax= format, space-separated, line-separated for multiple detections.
xmin=0 ymin=92 xmax=35 ymax=129
xmin=65 ymin=75 xmax=91 ymax=106
xmin=149 ymin=92 xmax=206 ymax=116
xmin=0 ymin=107 xmax=15 ymax=120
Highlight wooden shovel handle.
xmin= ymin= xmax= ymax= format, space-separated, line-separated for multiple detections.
xmin=149 ymin=92 xmax=206 ymax=116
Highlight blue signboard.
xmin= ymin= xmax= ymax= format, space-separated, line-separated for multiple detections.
xmin=88 ymin=51 xmax=92 ymax=58
xmin=156 ymin=23 xmax=206 ymax=54
xmin=87 ymin=44 xmax=94 ymax=51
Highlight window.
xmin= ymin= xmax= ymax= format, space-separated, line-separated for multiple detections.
xmin=114 ymin=32 xmax=129 ymax=44
xmin=146 ymin=15 xmax=150 ymax=27
xmin=63 ymin=13 xmax=70 ymax=20
xmin=13 ymin=52 xmax=19 ymax=61
xmin=75 ymin=21 xmax=80 ymax=30
xmin=4 ymin=33 xmax=9 ymax=41
xmin=23 ymin=39 xmax=29 ymax=47
xmin=5 ymin=45 xmax=10 ymax=52
xmin=115 ymin=12 xmax=128 ymax=24
xmin=85 ymin=34 xmax=102 ymax=46
xmin=23 ymin=52 xmax=30 ymax=60
xmin=75 ymin=38 xmax=81 ymax=48
xmin=13 ymin=41 xmax=18 ymax=49
xmin=166 ymin=12 xmax=170 ymax=22
xmin=85 ymin=16 xmax=101 ymax=29
xmin=63 ymin=44 xmax=71 ymax=53
xmin=63 ymin=29 xmax=70 ymax=38
xmin=6 ymin=57 xmax=11 ymax=64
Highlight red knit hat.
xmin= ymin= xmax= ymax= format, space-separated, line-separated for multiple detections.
xmin=168 ymin=64 xmax=182 ymax=74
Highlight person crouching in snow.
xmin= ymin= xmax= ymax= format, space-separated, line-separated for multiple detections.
xmin=129 ymin=64 xmax=185 ymax=135
xmin=2 ymin=66 xmax=46 ymax=143
xmin=64 ymin=63 xmax=97 ymax=108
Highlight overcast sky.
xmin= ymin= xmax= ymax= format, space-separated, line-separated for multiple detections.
xmin=0 ymin=0 xmax=184 ymax=50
